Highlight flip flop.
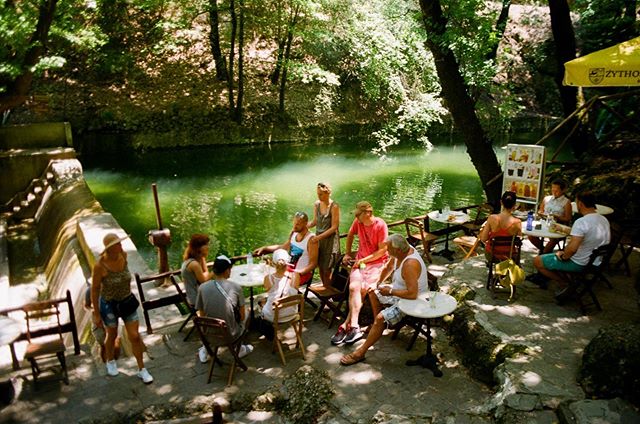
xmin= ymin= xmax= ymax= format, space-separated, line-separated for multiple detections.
xmin=340 ymin=353 xmax=365 ymax=366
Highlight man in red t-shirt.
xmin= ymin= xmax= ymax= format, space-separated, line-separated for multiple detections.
xmin=331 ymin=201 xmax=389 ymax=345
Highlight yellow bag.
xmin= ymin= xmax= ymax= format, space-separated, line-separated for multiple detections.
xmin=494 ymin=258 xmax=525 ymax=287
xmin=491 ymin=235 xmax=524 ymax=301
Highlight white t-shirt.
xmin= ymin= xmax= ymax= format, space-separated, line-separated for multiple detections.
xmin=570 ymin=213 xmax=610 ymax=266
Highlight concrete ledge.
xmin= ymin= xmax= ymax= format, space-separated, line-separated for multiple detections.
xmin=0 ymin=122 xmax=72 ymax=149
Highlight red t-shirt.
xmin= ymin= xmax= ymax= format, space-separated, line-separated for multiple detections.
xmin=348 ymin=217 xmax=389 ymax=265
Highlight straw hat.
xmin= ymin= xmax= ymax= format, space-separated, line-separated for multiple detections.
xmin=102 ymin=232 xmax=129 ymax=253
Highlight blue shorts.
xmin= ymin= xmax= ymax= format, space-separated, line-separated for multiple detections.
xmin=540 ymin=253 xmax=585 ymax=273
xmin=99 ymin=296 xmax=138 ymax=328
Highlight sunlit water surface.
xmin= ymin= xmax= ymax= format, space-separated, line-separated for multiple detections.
xmin=83 ymin=141 xmax=486 ymax=268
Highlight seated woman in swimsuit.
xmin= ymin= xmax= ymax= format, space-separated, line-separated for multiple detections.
xmin=479 ymin=191 xmax=522 ymax=261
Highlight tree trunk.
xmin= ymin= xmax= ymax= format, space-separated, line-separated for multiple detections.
xmin=419 ymin=0 xmax=503 ymax=204
xmin=548 ymin=0 xmax=577 ymax=118
xmin=234 ymin=0 xmax=244 ymax=123
xmin=269 ymin=0 xmax=286 ymax=85
xmin=270 ymin=38 xmax=286 ymax=85
xmin=208 ymin=0 xmax=228 ymax=81
xmin=487 ymin=0 xmax=511 ymax=62
xmin=0 ymin=0 xmax=58 ymax=114
xmin=278 ymin=6 xmax=299 ymax=116
xmin=227 ymin=0 xmax=237 ymax=115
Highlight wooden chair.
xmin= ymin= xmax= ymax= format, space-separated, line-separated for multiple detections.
xmin=461 ymin=203 xmax=493 ymax=236
xmin=611 ymin=221 xmax=638 ymax=277
xmin=168 ymin=275 xmax=198 ymax=341
xmin=453 ymin=235 xmax=481 ymax=258
xmin=23 ymin=299 xmax=70 ymax=385
xmin=272 ymin=294 xmax=305 ymax=365
xmin=298 ymin=269 xmax=318 ymax=310
xmin=193 ymin=316 xmax=247 ymax=385
xmin=307 ymin=256 xmax=350 ymax=328
xmin=486 ymin=236 xmax=522 ymax=300
xmin=556 ymin=244 xmax=613 ymax=314
xmin=405 ymin=217 xmax=438 ymax=263
xmin=134 ymin=270 xmax=187 ymax=334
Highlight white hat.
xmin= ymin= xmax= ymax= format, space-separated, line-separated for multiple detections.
xmin=272 ymin=249 xmax=291 ymax=264
xmin=102 ymin=232 xmax=129 ymax=253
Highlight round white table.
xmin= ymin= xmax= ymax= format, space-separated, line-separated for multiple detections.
xmin=229 ymin=263 xmax=273 ymax=320
xmin=427 ymin=211 xmax=470 ymax=260
xmin=522 ymin=220 xmax=567 ymax=254
xmin=398 ymin=292 xmax=457 ymax=377
xmin=571 ymin=202 xmax=614 ymax=215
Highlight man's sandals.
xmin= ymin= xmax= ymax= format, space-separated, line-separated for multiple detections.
xmin=340 ymin=352 xmax=366 ymax=366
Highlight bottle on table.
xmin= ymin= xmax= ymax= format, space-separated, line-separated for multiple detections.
xmin=526 ymin=211 xmax=533 ymax=231
xmin=247 ymin=252 xmax=253 ymax=265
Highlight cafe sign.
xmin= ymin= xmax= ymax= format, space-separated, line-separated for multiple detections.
xmin=502 ymin=144 xmax=545 ymax=207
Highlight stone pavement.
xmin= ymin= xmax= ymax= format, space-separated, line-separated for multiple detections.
xmin=0 ymin=242 xmax=638 ymax=423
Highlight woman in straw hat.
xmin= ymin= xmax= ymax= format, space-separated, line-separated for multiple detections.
xmin=90 ymin=233 xmax=153 ymax=384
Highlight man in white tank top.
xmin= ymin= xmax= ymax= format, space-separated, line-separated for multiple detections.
xmin=341 ymin=234 xmax=430 ymax=366
xmin=254 ymin=211 xmax=318 ymax=288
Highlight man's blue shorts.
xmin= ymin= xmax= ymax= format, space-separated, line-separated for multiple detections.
xmin=540 ymin=253 xmax=585 ymax=273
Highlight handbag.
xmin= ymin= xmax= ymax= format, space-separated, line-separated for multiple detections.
xmin=494 ymin=258 xmax=525 ymax=287
xmin=493 ymin=236 xmax=524 ymax=300
xmin=113 ymin=293 xmax=140 ymax=318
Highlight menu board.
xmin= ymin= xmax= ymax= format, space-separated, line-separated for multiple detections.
xmin=502 ymin=144 xmax=545 ymax=206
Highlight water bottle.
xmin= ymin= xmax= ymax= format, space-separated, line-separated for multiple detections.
xmin=247 ymin=252 xmax=253 ymax=265
xmin=526 ymin=211 xmax=533 ymax=231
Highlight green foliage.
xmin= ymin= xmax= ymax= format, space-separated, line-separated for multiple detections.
xmin=0 ymin=1 xmax=40 ymax=89
xmin=372 ymin=93 xmax=446 ymax=155
xmin=575 ymin=0 xmax=639 ymax=54
xmin=438 ymin=0 xmax=504 ymax=92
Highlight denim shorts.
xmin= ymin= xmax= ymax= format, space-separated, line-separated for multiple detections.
xmin=99 ymin=296 xmax=138 ymax=327
xmin=380 ymin=304 xmax=404 ymax=326
xmin=540 ymin=253 xmax=585 ymax=273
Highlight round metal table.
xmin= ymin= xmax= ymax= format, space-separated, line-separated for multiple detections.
xmin=427 ymin=211 xmax=470 ymax=260
xmin=398 ymin=292 xmax=457 ymax=377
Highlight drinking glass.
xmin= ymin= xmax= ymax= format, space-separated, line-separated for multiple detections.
xmin=443 ymin=204 xmax=450 ymax=215
xmin=430 ymin=291 xmax=438 ymax=308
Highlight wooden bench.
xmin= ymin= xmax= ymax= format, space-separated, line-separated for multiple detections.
xmin=0 ymin=290 xmax=80 ymax=371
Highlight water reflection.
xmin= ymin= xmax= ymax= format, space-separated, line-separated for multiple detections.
xmin=83 ymin=142 xmax=484 ymax=268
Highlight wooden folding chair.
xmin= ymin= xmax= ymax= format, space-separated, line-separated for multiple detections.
xmin=556 ymin=244 xmax=613 ymax=314
xmin=307 ymin=257 xmax=350 ymax=328
xmin=272 ymin=294 xmax=305 ymax=365
xmin=193 ymin=317 xmax=247 ymax=385
xmin=405 ymin=217 xmax=439 ymax=263
xmin=23 ymin=300 xmax=69 ymax=386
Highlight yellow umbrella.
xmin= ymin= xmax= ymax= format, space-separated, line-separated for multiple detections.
xmin=563 ymin=36 xmax=640 ymax=87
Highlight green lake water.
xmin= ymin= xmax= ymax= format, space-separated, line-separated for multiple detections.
xmin=82 ymin=140 xmax=489 ymax=269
